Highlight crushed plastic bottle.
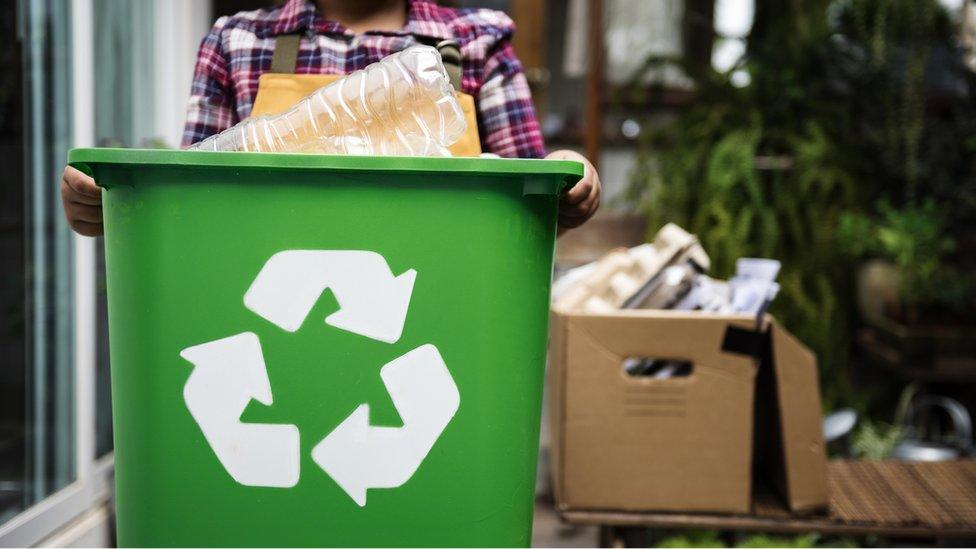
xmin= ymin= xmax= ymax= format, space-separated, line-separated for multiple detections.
xmin=188 ymin=45 xmax=467 ymax=156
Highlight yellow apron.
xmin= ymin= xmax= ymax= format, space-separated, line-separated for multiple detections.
xmin=249 ymin=35 xmax=482 ymax=157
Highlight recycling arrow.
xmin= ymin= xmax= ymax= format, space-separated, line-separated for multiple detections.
xmin=180 ymin=332 xmax=300 ymax=488
xmin=243 ymin=250 xmax=416 ymax=344
xmin=311 ymin=344 xmax=460 ymax=506
xmin=181 ymin=249 xmax=459 ymax=504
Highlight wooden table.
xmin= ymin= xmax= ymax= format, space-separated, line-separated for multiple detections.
xmin=559 ymin=460 xmax=976 ymax=543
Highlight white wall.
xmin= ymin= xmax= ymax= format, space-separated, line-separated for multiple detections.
xmin=153 ymin=0 xmax=213 ymax=148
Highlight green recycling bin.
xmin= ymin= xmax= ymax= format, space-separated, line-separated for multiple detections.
xmin=68 ymin=148 xmax=581 ymax=547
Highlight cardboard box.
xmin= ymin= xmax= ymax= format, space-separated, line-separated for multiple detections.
xmin=548 ymin=308 xmax=828 ymax=515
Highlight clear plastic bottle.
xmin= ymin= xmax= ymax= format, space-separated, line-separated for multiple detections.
xmin=188 ymin=45 xmax=467 ymax=156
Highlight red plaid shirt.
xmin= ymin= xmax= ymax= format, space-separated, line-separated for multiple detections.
xmin=182 ymin=0 xmax=547 ymax=158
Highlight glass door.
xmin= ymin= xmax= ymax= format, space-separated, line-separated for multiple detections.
xmin=0 ymin=0 xmax=75 ymax=527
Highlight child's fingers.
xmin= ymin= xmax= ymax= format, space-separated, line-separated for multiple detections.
xmin=548 ymin=149 xmax=601 ymax=231
xmin=562 ymin=191 xmax=600 ymax=219
xmin=548 ymin=150 xmax=592 ymax=202
xmin=558 ymin=211 xmax=589 ymax=229
xmin=561 ymin=177 xmax=593 ymax=205
xmin=558 ymin=184 xmax=600 ymax=229
xmin=68 ymin=203 xmax=103 ymax=224
xmin=62 ymin=166 xmax=102 ymax=199
xmin=62 ymin=183 xmax=102 ymax=206
xmin=564 ymin=176 xmax=600 ymax=211
xmin=69 ymin=220 xmax=104 ymax=237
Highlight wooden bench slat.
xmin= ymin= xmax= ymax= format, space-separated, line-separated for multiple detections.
xmin=558 ymin=459 xmax=976 ymax=539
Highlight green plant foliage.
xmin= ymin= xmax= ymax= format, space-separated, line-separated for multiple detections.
xmin=737 ymin=533 xmax=821 ymax=548
xmin=627 ymin=0 xmax=975 ymax=407
xmin=826 ymin=0 xmax=976 ymax=319
xmin=629 ymin=86 xmax=860 ymax=407
xmin=839 ymin=199 xmax=969 ymax=313
xmin=851 ymin=420 xmax=904 ymax=459
xmin=655 ymin=531 xmax=856 ymax=548
xmin=658 ymin=530 xmax=726 ymax=548
xmin=828 ymin=0 xmax=973 ymax=209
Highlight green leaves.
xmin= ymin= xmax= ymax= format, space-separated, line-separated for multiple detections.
xmin=851 ymin=420 xmax=904 ymax=459
xmin=839 ymin=199 xmax=961 ymax=310
xmin=626 ymin=0 xmax=974 ymax=408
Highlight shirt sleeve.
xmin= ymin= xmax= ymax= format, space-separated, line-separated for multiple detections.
xmin=181 ymin=17 xmax=237 ymax=148
xmin=477 ymin=39 xmax=547 ymax=159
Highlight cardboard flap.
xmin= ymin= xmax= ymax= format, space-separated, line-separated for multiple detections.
xmin=558 ymin=310 xmax=760 ymax=380
xmin=767 ymin=318 xmax=828 ymax=512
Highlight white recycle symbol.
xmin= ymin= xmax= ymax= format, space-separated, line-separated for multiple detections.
xmin=179 ymin=250 xmax=460 ymax=506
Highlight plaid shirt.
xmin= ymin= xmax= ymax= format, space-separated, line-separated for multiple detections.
xmin=182 ymin=0 xmax=547 ymax=158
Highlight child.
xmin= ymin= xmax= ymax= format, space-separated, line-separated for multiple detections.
xmin=61 ymin=0 xmax=600 ymax=235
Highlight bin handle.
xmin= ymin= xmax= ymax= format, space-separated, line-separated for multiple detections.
xmin=70 ymin=161 xmax=94 ymax=178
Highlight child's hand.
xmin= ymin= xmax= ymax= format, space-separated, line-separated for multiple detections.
xmin=547 ymin=149 xmax=601 ymax=232
xmin=61 ymin=166 xmax=103 ymax=236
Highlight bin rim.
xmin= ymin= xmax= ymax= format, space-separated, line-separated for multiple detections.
xmin=69 ymin=148 xmax=583 ymax=192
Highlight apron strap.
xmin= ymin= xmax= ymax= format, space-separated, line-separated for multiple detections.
xmin=270 ymin=33 xmax=302 ymax=74
xmin=413 ymin=37 xmax=463 ymax=91
xmin=434 ymin=40 xmax=463 ymax=92
xmin=270 ymin=33 xmax=462 ymax=90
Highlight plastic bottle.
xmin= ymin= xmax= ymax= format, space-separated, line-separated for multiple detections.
xmin=188 ymin=45 xmax=467 ymax=156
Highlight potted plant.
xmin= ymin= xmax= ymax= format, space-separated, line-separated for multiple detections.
xmin=627 ymin=0 xmax=976 ymax=401
xmin=828 ymin=0 xmax=976 ymax=379
xmin=840 ymin=200 xmax=976 ymax=377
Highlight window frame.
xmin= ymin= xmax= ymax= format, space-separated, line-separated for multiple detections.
xmin=0 ymin=0 xmax=111 ymax=544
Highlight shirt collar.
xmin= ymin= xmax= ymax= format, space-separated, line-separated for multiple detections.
xmin=257 ymin=0 xmax=453 ymax=41
xmin=403 ymin=0 xmax=454 ymax=42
